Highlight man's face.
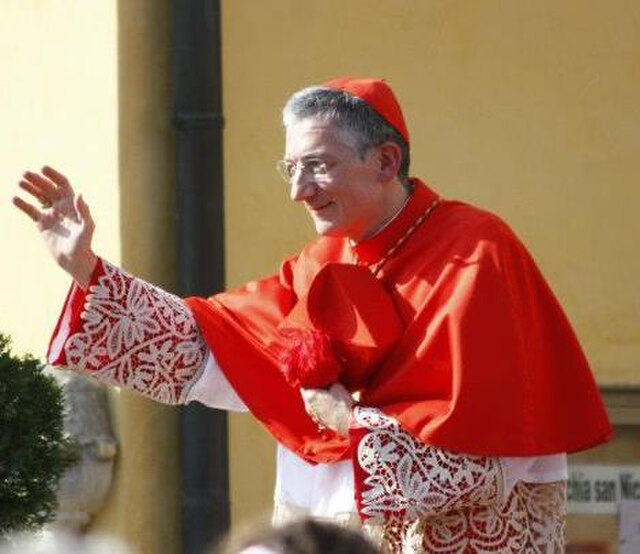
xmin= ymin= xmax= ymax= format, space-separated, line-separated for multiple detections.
xmin=284 ymin=118 xmax=387 ymax=242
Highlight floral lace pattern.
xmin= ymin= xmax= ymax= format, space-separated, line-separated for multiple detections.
xmin=353 ymin=408 xmax=503 ymax=523
xmin=362 ymin=481 xmax=566 ymax=553
xmin=64 ymin=260 xmax=207 ymax=404
xmin=353 ymin=408 xmax=565 ymax=552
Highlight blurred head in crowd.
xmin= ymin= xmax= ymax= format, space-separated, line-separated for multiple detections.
xmin=217 ymin=518 xmax=380 ymax=554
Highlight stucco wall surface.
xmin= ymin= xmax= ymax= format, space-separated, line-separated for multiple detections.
xmin=222 ymin=0 xmax=640 ymax=523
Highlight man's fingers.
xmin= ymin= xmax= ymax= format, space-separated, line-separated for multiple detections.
xmin=76 ymin=193 xmax=88 ymax=215
xmin=23 ymin=171 xmax=61 ymax=202
xmin=42 ymin=166 xmax=73 ymax=194
xmin=300 ymin=388 xmax=315 ymax=401
xmin=12 ymin=196 xmax=42 ymax=223
xmin=18 ymin=180 xmax=49 ymax=206
xmin=300 ymin=388 xmax=320 ymax=410
xmin=75 ymin=194 xmax=94 ymax=228
xmin=18 ymin=167 xmax=74 ymax=212
xmin=300 ymin=386 xmax=350 ymax=436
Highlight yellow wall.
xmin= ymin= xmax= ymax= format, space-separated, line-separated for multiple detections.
xmin=0 ymin=1 xmax=120 ymax=355
xmin=222 ymin=0 xmax=640 ymax=523
xmin=89 ymin=2 xmax=182 ymax=553
xmin=0 ymin=2 xmax=181 ymax=552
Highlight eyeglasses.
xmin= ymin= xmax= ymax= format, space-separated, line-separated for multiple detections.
xmin=275 ymin=158 xmax=336 ymax=184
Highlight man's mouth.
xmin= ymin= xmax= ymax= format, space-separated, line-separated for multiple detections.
xmin=307 ymin=201 xmax=333 ymax=212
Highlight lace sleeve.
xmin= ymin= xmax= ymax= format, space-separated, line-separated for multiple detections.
xmin=350 ymin=407 xmax=505 ymax=523
xmin=48 ymin=259 xmax=207 ymax=405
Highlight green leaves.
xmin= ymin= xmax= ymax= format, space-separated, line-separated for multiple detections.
xmin=0 ymin=334 xmax=75 ymax=537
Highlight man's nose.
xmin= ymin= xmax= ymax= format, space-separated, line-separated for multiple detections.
xmin=289 ymin=171 xmax=318 ymax=202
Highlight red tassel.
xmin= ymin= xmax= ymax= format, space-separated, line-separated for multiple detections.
xmin=279 ymin=328 xmax=342 ymax=388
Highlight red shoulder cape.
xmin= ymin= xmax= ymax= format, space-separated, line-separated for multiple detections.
xmin=185 ymin=180 xmax=611 ymax=463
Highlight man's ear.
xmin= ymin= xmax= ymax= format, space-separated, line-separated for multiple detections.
xmin=376 ymin=142 xmax=403 ymax=182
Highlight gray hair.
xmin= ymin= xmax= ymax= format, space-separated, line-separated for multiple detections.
xmin=282 ymin=86 xmax=410 ymax=183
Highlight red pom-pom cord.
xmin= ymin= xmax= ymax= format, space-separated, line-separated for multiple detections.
xmin=279 ymin=328 xmax=342 ymax=388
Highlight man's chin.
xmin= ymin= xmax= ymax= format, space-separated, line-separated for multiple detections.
xmin=312 ymin=220 xmax=343 ymax=238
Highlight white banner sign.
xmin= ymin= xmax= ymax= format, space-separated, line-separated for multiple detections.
xmin=568 ymin=465 xmax=640 ymax=514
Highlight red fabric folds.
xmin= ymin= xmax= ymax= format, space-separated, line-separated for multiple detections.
xmin=278 ymin=263 xmax=404 ymax=391
xmin=186 ymin=179 xmax=612 ymax=463
xmin=185 ymin=257 xmax=350 ymax=464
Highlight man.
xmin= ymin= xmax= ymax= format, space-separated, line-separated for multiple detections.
xmin=14 ymin=77 xmax=611 ymax=553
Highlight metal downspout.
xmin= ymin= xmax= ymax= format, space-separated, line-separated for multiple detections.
xmin=172 ymin=1 xmax=229 ymax=553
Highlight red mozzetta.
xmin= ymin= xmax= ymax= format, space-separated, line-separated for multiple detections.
xmin=185 ymin=179 xmax=612 ymax=463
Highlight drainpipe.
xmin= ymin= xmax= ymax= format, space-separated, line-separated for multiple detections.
xmin=172 ymin=1 xmax=229 ymax=553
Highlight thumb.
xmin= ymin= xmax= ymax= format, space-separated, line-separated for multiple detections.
xmin=75 ymin=194 xmax=95 ymax=230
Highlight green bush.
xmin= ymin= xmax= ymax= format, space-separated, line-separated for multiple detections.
xmin=0 ymin=333 xmax=75 ymax=537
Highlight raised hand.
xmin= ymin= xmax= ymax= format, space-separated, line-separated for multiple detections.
xmin=13 ymin=166 xmax=97 ymax=290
